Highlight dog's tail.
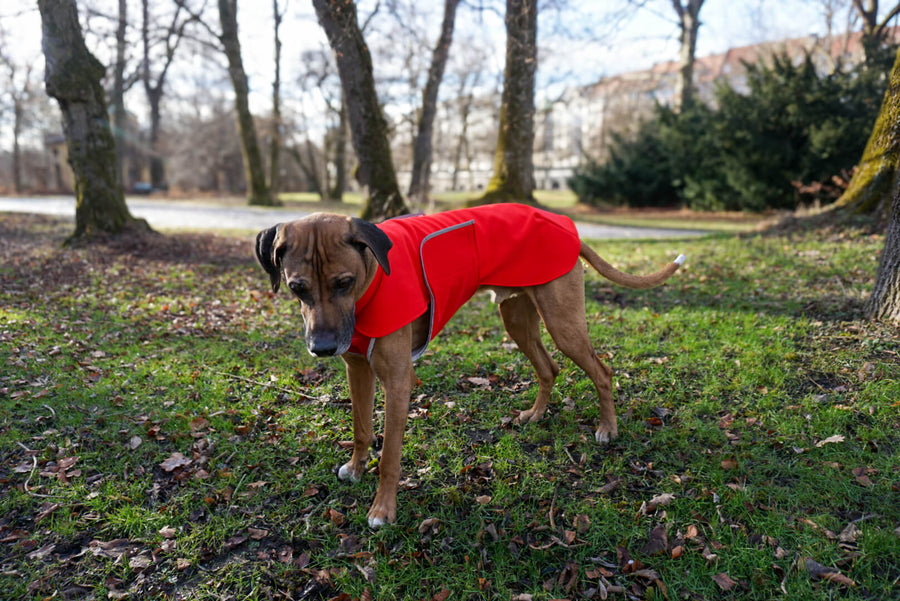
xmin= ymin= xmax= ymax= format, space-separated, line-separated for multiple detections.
xmin=580 ymin=242 xmax=685 ymax=289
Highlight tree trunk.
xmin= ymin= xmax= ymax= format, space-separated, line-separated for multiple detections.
xmin=672 ymin=0 xmax=704 ymax=112
xmin=312 ymin=0 xmax=408 ymax=221
xmin=834 ymin=47 xmax=900 ymax=219
xmin=852 ymin=0 xmax=900 ymax=62
xmin=113 ymin=0 xmax=127 ymax=187
xmin=408 ymin=0 xmax=460 ymax=205
xmin=12 ymin=98 xmax=23 ymax=193
xmin=38 ymin=0 xmax=148 ymax=241
xmin=330 ymin=97 xmax=348 ymax=201
xmin=218 ymin=0 xmax=276 ymax=206
xmin=868 ymin=184 xmax=900 ymax=322
xmin=472 ymin=0 xmax=538 ymax=206
xmin=269 ymin=0 xmax=284 ymax=201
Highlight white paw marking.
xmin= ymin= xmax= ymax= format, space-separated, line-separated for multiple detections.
xmin=338 ymin=463 xmax=360 ymax=482
xmin=368 ymin=516 xmax=385 ymax=529
xmin=595 ymin=430 xmax=611 ymax=444
xmin=675 ymin=254 xmax=686 ymax=266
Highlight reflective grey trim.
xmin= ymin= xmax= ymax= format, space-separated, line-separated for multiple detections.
xmin=412 ymin=219 xmax=475 ymax=361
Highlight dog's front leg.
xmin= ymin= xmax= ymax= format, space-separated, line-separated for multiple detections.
xmin=366 ymin=327 xmax=414 ymax=528
xmin=339 ymin=354 xmax=376 ymax=482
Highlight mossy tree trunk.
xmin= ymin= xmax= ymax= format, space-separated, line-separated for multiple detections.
xmin=408 ymin=0 xmax=460 ymax=206
xmin=218 ymin=0 xmax=276 ymax=206
xmin=38 ymin=0 xmax=149 ymax=241
xmin=834 ymin=47 xmax=900 ymax=219
xmin=472 ymin=0 xmax=538 ymax=206
xmin=869 ymin=185 xmax=900 ymax=323
xmin=313 ymin=0 xmax=408 ymax=221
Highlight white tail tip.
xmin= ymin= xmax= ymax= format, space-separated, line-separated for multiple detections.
xmin=674 ymin=254 xmax=686 ymax=266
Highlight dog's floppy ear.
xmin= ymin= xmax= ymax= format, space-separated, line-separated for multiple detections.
xmin=255 ymin=224 xmax=284 ymax=292
xmin=349 ymin=217 xmax=392 ymax=276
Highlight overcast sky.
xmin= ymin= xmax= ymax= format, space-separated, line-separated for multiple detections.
xmin=0 ymin=0 xmax=882 ymax=118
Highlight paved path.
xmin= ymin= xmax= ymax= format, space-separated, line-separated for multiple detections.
xmin=0 ymin=196 xmax=706 ymax=239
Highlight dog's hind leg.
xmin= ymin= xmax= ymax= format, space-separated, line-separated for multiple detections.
xmin=529 ymin=266 xmax=617 ymax=443
xmin=499 ymin=294 xmax=560 ymax=424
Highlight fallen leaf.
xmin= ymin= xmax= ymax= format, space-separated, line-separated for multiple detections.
xmin=804 ymin=558 xmax=856 ymax=587
xmin=432 ymin=589 xmax=451 ymax=601
xmin=475 ymin=495 xmax=492 ymax=505
xmin=325 ymin=508 xmax=346 ymax=526
xmin=640 ymin=524 xmax=668 ymax=556
xmin=418 ymin=518 xmax=441 ymax=535
xmin=712 ymin=572 xmax=738 ymax=591
xmin=574 ymin=513 xmax=591 ymax=535
xmin=159 ymin=452 xmax=192 ymax=472
xmin=815 ymin=434 xmax=845 ymax=448
xmin=159 ymin=526 xmax=177 ymax=539
xmin=248 ymin=527 xmax=269 ymax=540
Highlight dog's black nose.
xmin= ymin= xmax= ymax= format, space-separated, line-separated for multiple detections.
xmin=308 ymin=332 xmax=339 ymax=357
xmin=310 ymin=344 xmax=338 ymax=357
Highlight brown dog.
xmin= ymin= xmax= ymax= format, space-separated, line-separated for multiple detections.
xmin=256 ymin=205 xmax=683 ymax=527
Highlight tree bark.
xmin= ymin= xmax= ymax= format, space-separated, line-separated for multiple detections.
xmin=330 ymin=98 xmax=348 ymax=201
xmin=869 ymin=184 xmax=900 ymax=323
xmin=473 ymin=0 xmax=538 ymax=205
xmin=218 ymin=0 xmax=276 ymax=206
xmin=113 ymin=0 xmax=127 ymax=187
xmin=312 ymin=0 xmax=408 ymax=220
xmin=408 ymin=0 xmax=460 ymax=205
xmin=38 ymin=0 xmax=148 ymax=241
xmin=269 ymin=0 xmax=284 ymax=200
xmin=672 ymin=0 xmax=704 ymax=112
xmin=834 ymin=47 xmax=900 ymax=219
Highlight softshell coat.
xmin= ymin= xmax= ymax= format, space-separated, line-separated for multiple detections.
xmin=348 ymin=204 xmax=582 ymax=359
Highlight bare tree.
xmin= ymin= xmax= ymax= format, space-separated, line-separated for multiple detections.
xmin=313 ymin=0 xmax=408 ymax=220
xmin=269 ymin=0 xmax=286 ymax=200
xmin=852 ymin=0 xmax=900 ymax=60
xmin=407 ymin=0 xmax=460 ymax=205
xmin=0 ymin=47 xmax=39 ymax=193
xmin=671 ymin=0 xmax=705 ymax=111
xmin=217 ymin=0 xmax=274 ymax=205
xmin=112 ymin=0 xmax=128 ymax=187
xmin=473 ymin=0 xmax=538 ymax=205
xmin=141 ymin=0 xmax=192 ymax=191
xmin=37 ymin=0 xmax=149 ymax=241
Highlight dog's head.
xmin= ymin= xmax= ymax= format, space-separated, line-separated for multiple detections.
xmin=255 ymin=213 xmax=392 ymax=357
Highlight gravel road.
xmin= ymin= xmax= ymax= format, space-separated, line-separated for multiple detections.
xmin=0 ymin=196 xmax=707 ymax=240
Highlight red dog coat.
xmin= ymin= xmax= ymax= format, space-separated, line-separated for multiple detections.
xmin=348 ymin=203 xmax=582 ymax=358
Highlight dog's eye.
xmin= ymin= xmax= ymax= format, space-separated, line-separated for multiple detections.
xmin=333 ymin=276 xmax=355 ymax=293
xmin=288 ymin=280 xmax=309 ymax=297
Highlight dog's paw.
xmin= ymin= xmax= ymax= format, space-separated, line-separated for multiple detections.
xmin=366 ymin=503 xmax=396 ymax=529
xmin=594 ymin=428 xmax=618 ymax=444
xmin=514 ymin=407 xmax=545 ymax=425
xmin=338 ymin=461 xmax=363 ymax=482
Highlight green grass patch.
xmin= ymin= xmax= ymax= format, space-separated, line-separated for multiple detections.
xmin=1 ymin=212 xmax=897 ymax=600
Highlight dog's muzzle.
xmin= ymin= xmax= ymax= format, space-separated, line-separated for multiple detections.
xmin=305 ymin=315 xmax=355 ymax=357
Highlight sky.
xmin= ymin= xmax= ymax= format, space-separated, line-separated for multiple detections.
xmin=0 ymin=0 xmax=877 ymax=126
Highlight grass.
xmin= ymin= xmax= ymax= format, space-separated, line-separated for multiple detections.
xmin=1 ymin=212 xmax=898 ymax=600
